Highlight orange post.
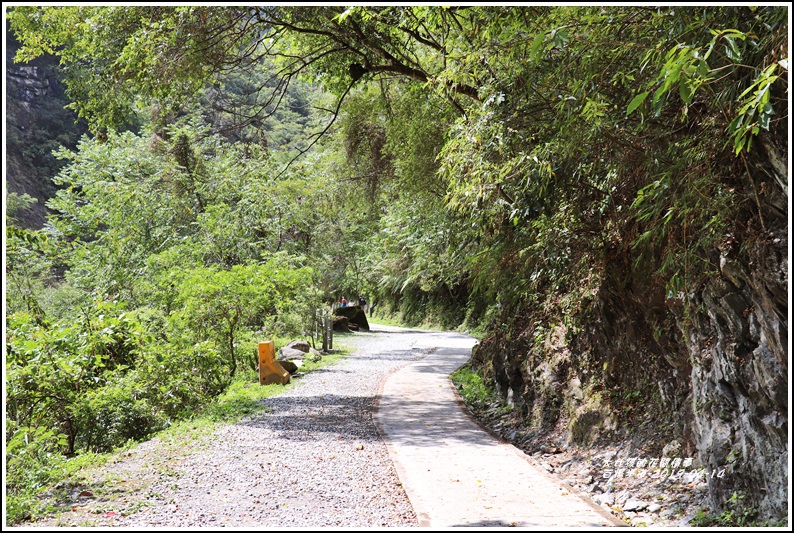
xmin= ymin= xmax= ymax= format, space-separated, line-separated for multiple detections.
xmin=258 ymin=340 xmax=290 ymax=385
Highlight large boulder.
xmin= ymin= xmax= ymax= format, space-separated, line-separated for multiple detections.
xmin=334 ymin=306 xmax=370 ymax=331
xmin=333 ymin=315 xmax=351 ymax=332
xmin=277 ymin=340 xmax=312 ymax=360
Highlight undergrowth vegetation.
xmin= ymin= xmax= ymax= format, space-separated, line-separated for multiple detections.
xmin=450 ymin=364 xmax=498 ymax=409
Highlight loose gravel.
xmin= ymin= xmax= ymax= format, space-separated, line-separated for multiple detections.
xmin=27 ymin=326 xmax=440 ymax=528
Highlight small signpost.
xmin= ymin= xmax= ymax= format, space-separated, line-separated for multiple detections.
xmin=258 ymin=340 xmax=290 ymax=385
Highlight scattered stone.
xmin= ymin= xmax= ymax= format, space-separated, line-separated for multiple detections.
xmin=662 ymin=440 xmax=681 ymax=458
xmin=647 ymin=503 xmax=662 ymax=513
xmin=277 ymin=360 xmax=299 ymax=374
xmin=284 ymin=340 xmax=311 ymax=353
xmin=594 ymin=493 xmax=614 ymax=506
xmin=682 ymin=471 xmax=704 ymax=484
xmin=630 ymin=515 xmax=649 ymax=526
xmin=659 ymin=508 xmax=677 ymax=519
xmin=587 ymin=482 xmax=600 ymax=493
xmin=615 ymin=490 xmax=631 ymax=506
xmin=623 ymin=498 xmax=648 ymax=512
xmin=278 ymin=347 xmax=307 ymax=360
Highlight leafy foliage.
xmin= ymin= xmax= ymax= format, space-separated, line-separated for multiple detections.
xmin=450 ymin=364 xmax=497 ymax=409
xmin=690 ymin=492 xmax=762 ymax=527
xmin=4 ymin=55 xmax=328 ymax=522
xmin=5 ymin=424 xmax=69 ymax=523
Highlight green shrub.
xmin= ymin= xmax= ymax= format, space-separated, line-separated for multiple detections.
xmin=5 ymin=424 xmax=68 ymax=523
xmin=137 ymin=339 xmax=232 ymax=418
xmin=70 ymin=377 xmax=165 ymax=453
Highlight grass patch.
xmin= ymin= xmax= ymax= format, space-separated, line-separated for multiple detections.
xmin=367 ymin=318 xmax=396 ymax=327
xmin=368 ymin=314 xmax=413 ymax=328
xmin=199 ymin=372 xmax=292 ymax=422
xmin=369 ymin=307 xmax=448 ymax=331
xmin=450 ymin=363 xmax=497 ymax=409
xmin=369 ymin=311 xmax=483 ymax=340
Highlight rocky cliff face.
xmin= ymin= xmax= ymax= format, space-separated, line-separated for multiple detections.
xmin=5 ymin=26 xmax=87 ymax=228
xmin=686 ymin=147 xmax=788 ymax=519
xmin=471 ymin=147 xmax=788 ymax=520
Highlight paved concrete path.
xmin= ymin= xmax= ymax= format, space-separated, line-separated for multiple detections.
xmin=374 ymin=328 xmax=622 ymax=528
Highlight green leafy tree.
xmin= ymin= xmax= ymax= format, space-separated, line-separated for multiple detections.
xmin=169 ymin=259 xmax=315 ymax=376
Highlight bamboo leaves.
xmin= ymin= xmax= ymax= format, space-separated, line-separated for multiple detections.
xmin=626 ymin=91 xmax=650 ymax=115
xmin=728 ymin=60 xmax=786 ymax=155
